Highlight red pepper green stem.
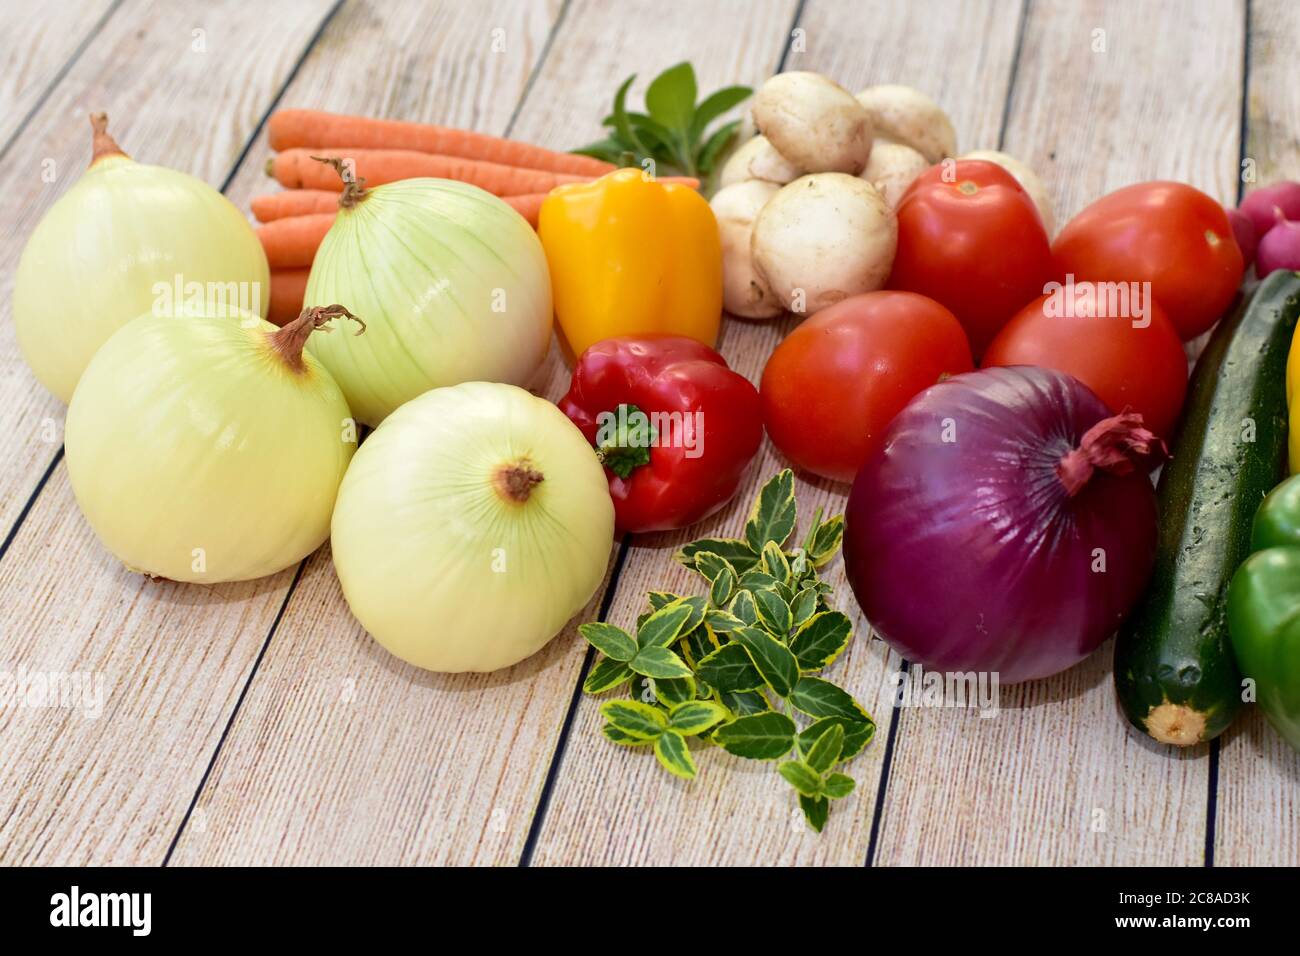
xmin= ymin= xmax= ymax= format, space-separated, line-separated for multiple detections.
xmin=596 ymin=403 xmax=657 ymax=479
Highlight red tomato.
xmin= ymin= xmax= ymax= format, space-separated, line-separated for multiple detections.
xmin=889 ymin=160 xmax=1055 ymax=358
xmin=1052 ymin=181 xmax=1244 ymax=341
xmin=760 ymin=291 xmax=973 ymax=483
xmin=982 ymin=285 xmax=1188 ymax=438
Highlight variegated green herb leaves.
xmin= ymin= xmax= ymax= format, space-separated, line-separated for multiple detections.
xmin=577 ymin=470 xmax=874 ymax=833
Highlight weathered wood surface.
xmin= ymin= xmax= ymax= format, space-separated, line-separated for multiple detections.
xmin=1 ymin=0 xmax=1296 ymax=867
xmin=0 ymin=0 xmax=340 ymax=866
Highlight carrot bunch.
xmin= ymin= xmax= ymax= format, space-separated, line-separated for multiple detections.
xmin=250 ymin=109 xmax=699 ymax=325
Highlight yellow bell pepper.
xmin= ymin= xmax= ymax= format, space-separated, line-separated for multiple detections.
xmin=1290 ymin=323 xmax=1300 ymax=471
xmin=538 ymin=168 xmax=722 ymax=361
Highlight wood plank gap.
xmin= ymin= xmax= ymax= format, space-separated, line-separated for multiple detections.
xmin=162 ymin=558 xmax=309 ymax=866
xmin=996 ymin=0 xmax=1030 ymax=150
xmin=1236 ymin=0 xmax=1253 ymax=205
xmin=863 ymin=659 xmax=908 ymax=867
xmin=0 ymin=0 xmax=124 ymax=167
xmin=0 ymin=447 xmax=61 ymax=568
xmin=775 ymin=0 xmax=808 ymax=73
xmin=518 ymin=536 xmax=632 ymax=867
xmin=502 ymin=0 xmax=572 ymax=138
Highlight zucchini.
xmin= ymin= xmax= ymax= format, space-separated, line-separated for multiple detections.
xmin=1115 ymin=270 xmax=1300 ymax=745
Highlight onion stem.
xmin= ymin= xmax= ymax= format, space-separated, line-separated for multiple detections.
xmin=312 ymin=155 xmax=369 ymax=209
xmin=1056 ymin=411 xmax=1167 ymax=497
xmin=493 ymin=459 xmax=545 ymax=504
xmin=268 ymin=304 xmax=365 ymax=373
xmin=89 ymin=112 xmax=128 ymax=166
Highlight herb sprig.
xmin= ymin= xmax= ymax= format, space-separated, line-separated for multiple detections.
xmin=578 ymin=470 xmax=876 ymax=833
xmin=573 ymin=62 xmax=752 ymax=178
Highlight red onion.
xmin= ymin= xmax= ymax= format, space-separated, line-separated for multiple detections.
xmin=844 ymin=367 xmax=1162 ymax=683
xmin=1239 ymin=181 xmax=1300 ymax=238
xmin=1255 ymin=210 xmax=1300 ymax=278
xmin=1227 ymin=207 xmax=1257 ymax=267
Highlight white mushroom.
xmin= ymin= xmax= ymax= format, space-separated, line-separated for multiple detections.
xmin=718 ymin=135 xmax=801 ymax=188
xmin=859 ymin=142 xmax=931 ymax=208
xmin=752 ymin=173 xmax=897 ymax=315
xmin=711 ymin=180 xmax=784 ymax=319
xmin=961 ymin=149 xmax=1056 ymax=235
xmin=854 ymin=84 xmax=956 ymax=163
xmin=752 ymin=72 xmax=873 ymax=174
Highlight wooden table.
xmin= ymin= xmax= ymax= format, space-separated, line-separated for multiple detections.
xmin=1 ymin=0 xmax=1296 ymax=867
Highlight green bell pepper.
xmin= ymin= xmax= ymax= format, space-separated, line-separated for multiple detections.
xmin=1227 ymin=474 xmax=1300 ymax=750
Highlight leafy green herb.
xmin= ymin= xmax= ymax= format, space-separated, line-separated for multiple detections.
xmin=573 ymin=61 xmax=752 ymax=178
xmin=578 ymin=470 xmax=875 ymax=833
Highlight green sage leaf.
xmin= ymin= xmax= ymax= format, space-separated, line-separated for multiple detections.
xmin=688 ymin=85 xmax=752 ymax=141
xmin=803 ymin=723 xmax=845 ymax=774
xmin=584 ymin=658 xmax=634 ymax=694
xmin=676 ymin=537 xmax=759 ymax=573
xmin=610 ymin=73 xmax=648 ymax=156
xmin=637 ymin=599 xmax=696 ymax=649
xmin=778 ymin=759 xmax=822 ymax=797
xmin=760 ymin=541 xmax=791 ymax=583
xmin=652 ymin=675 xmax=697 ymax=707
xmin=719 ymin=689 xmax=769 ymax=716
xmin=733 ymin=626 xmax=799 ymax=698
xmin=710 ymin=565 xmax=737 ymax=607
xmin=644 ymin=61 xmax=697 ymax=133
xmin=695 ymin=119 xmax=740 ymax=175
xmin=704 ymin=607 xmax=745 ymax=633
xmin=754 ymin=589 xmax=792 ymax=637
xmin=630 ymin=645 xmax=693 ymax=679
xmin=730 ymin=590 xmax=758 ymax=626
xmin=799 ymin=794 xmax=829 ymax=832
xmin=579 ymin=622 xmax=638 ymax=662
xmin=744 ymin=469 xmax=796 ymax=552
xmin=798 ymin=717 xmax=875 ymax=763
xmin=789 ymin=676 xmax=872 ymax=721
xmin=695 ymin=642 xmax=764 ymax=693
xmin=790 ymin=588 xmax=819 ymax=629
xmin=712 ymin=711 xmax=797 ymax=760
xmin=653 ymin=729 xmax=697 ymax=779
xmin=668 ymin=700 xmax=728 ymax=736
xmin=602 ymin=723 xmax=652 ymax=747
xmin=823 ymin=773 xmax=855 ymax=800
xmin=600 ymin=700 xmax=667 ymax=740
xmin=789 ymin=611 xmax=853 ymax=671
xmin=807 ymin=514 xmax=845 ymax=567
xmin=693 ymin=551 xmax=734 ymax=583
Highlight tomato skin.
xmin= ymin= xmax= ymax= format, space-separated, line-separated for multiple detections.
xmin=760 ymin=291 xmax=973 ymax=483
xmin=889 ymin=160 xmax=1055 ymax=358
xmin=1052 ymin=181 xmax=1244 ymax=341
xmin=982 ymin=289 xmax=1188 ymax=438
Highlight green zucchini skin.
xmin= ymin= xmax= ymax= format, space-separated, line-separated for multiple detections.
xmin=1115 ymin=271 xmax=1300 ymax=745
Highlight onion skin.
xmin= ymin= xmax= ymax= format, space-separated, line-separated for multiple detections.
xmin=330 ymin=382 xmax=614 ymax=673
xmin=844 ymin=367 xmax=1158 ymax=683
xmin=65 ymin=308 xmax=354 ymax=583
xmin=305 ymin=177 xmax=553 ymax=426
xmin=15 ymin=115 xmax=268 ymax=403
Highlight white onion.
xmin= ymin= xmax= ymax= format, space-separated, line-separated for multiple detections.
xmin=66 ymin=305 xmax=357 ymax=583
xmin=305 ymin=167 xmax=552 ymax=426
xmin=331 ymin=381 xmax=614 ymax=672
xmin=15 ymin=113 xmax=268 ymax=402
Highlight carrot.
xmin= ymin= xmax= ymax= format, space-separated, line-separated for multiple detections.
xmin=251 ymin=190 xmax=339 ymax=222
xmin=268 ymin=148 xmax=700 ymax=195
xmin=267 ymin=269 xmax=311 ymax=326
xmin=256 ymin=213 xmax=335 ymax=269
xmin=504 ymin=192 xmax=546 ymax=228
xmin=267 ymin=148 xmax=589 ymax=195
xmin=268 ymin=108 xmax=615 ymax=177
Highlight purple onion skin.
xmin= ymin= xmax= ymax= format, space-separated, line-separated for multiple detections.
xmin=844 ymin=366 xmax=1158 ymax=684
xmin=1255 ymin=216 xmax=1300 ymax=278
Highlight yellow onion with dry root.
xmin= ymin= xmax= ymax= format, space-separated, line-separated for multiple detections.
xmin=331 ymin=381 xmax=614 ymax=672
xmin=15 ymin=113 xmax=269 ymax=402
xmin=65 ymin=305 xmax=360 ymax=583
xmin=304 ymin=160 xmax=553 ymax=427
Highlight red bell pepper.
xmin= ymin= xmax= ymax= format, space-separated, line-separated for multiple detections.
xmin=559 ymin=335 xmax=763 ymax=533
